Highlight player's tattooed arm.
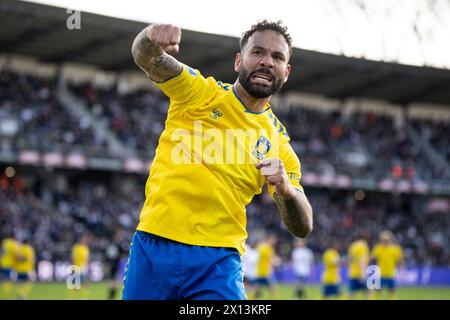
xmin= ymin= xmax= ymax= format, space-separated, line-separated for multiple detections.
xmin=131 ymin=24 xmax=182 ymax=82
xmin=257 ymin=158 xmax=313 ymax=238
xmin=273 ymin=191 xmax=313 ymax=238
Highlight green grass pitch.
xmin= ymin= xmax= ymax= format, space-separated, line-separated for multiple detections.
xmin=2 ymin=282 xmax=450 ymax=300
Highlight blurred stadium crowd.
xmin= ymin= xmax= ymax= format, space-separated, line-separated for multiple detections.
xmin=1 ymin=67 xmax=449 ymax=275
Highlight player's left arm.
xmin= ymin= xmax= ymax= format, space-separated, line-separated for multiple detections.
xmin=257 ymin=157 xmax=313 ymax=238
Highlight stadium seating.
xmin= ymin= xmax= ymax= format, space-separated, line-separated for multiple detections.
xmin=1 ymin=67 xmax=449 ymax=271
xmin=1 ymin=170 xmax=448 ymax=267
xmin=0 ymin=70 xmax=106 ymax=154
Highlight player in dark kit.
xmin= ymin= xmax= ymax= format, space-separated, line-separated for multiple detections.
xmin=106 ymin=230 xmax=129 ymax=300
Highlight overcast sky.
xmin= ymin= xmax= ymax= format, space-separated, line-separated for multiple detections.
xmin=24 ymin=0 xmax=450 ymax=69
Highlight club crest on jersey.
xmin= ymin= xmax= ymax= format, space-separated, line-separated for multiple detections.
xmin=209 ymin=108 xmax=223 ymax=120
xmin=252 ymin=136 xmax=271 ymax=160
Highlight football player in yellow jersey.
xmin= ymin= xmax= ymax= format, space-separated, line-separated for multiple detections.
xmin=371 ymin=230 xmax=404 ymax=300
xmin=70 ymin=234 xmax=90 ymax=299
xmin=1 ymin=233 xmax=18 ymax=299
xmin=14 ymin=238 xmax=35 ymax=300
xmin=254 ymin=234 xmax=280 ymax=299
xmin=123 ymin=20 xmax=313 ymax=300
xmin=321 ymin=241 xmax=341 ymax=299
xmin=347 ymin=232 xmax=369 ymax=299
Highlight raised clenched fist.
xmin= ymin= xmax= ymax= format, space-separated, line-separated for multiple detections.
xmin=146 ymin=24 xmax=181 ymax=55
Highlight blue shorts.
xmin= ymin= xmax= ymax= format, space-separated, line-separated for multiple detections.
xmin=322 ymin=284 xmax=340 ymax=297
xmin=349 ymin=279 xmax=366 ymax=292
xmin=253 ymin=277 xmax=272 ymax=286
xmin=1 ymin=268 xmax=13 ymax=281
xmin=122 ymin=231 xmax=246 ymax=300
xmin=380 ymin=278 xmax=396 ymax=290
xmin=16 ymin=273 xmax=30 ymax=282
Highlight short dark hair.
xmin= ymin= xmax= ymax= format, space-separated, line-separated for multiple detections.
xmin=240 ymin=20 xmax=293 ymax=54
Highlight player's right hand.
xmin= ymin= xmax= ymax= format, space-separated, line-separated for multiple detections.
xmin=146 ymin=24 xmax=181 ymax=55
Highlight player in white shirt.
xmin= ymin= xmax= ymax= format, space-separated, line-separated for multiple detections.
xmin=242 ymin=241 xmax=259 ymax=299
xmin=291 ymin=238 xmax=314 ymax=299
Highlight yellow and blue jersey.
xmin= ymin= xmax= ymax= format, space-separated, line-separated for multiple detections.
xmin=1 ymin=238 xmax=18 ymax=270
xmin=372 ymin=244 xmax=403 ymax=278
xmin=137 ymin=65 xmax=304 ymax=255
xmin=14 ymin=244 xmax=35 ymax=274
xmin=72 ymin=244 xmax=90 ymax=270
xmin=256 ymin=243 xmax=274 ymax=278
xmin=348 ymin=240 xmax=369 ymax=279
xmin=322 ymin=248 xmax=340 ymax=285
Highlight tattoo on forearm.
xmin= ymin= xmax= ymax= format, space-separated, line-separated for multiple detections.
xmin=132 ymin=30 xmax=163 ymax=62
xmin=148 ymin=55 xmax=182 ymax=82
xmin=273 ymin=192 xmax=312 ymax=237
xmin=132 ymin=30 xmax=182 ymax=82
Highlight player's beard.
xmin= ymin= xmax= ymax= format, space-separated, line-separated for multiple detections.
xmin=238 ymin=66 xmax=284 ymax=99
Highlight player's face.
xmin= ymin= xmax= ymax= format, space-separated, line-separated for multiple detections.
xmin=235 ymin=30 xmax=291 ymax=98
xmin=380 ymin=236 xmax=390 ymax=245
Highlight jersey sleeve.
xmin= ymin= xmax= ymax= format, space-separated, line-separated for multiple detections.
xmin=154 ymin=64 xmax=217 ymax=111
xmin=267 ymin=140 xmax=304 ymax=197
xmin=322 ymin=252 xmax=328 ymax=265
xmin=5 ymin=241 xmax=14 ymax=255
xmin=26 ymin=247 xmax=34 ymax=261
xmin=348 ymin=245 xmax=355 ymax=261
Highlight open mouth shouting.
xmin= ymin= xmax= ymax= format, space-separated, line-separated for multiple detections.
xmin=250 ymin=71 xmax=274 ymax=86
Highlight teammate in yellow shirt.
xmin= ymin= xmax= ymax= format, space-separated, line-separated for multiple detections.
xmin=14 ymin=238 xmax=35 ymax=300
xmin=70 ymin=234 xmax=90 ymax=299
xmin=72 ymin=237 xmax=90 ymax=272
xmin=371 ymin=230 xmax=404 ymax=300
xmin=1 ymin=233 xmax=18 ymax=299
xmin=122 ymin=20 xmax=313 ymax=300
xmin=347 ymin=233 xmax=369 ymax=299
xmin=254 ymin=235 xmax=280 ymax=299
xmin=321 ymin=242 xmax=341 ymax=299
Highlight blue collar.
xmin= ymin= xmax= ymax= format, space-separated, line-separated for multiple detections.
xmin=232 ymin=85 xmax=272 ymax=114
